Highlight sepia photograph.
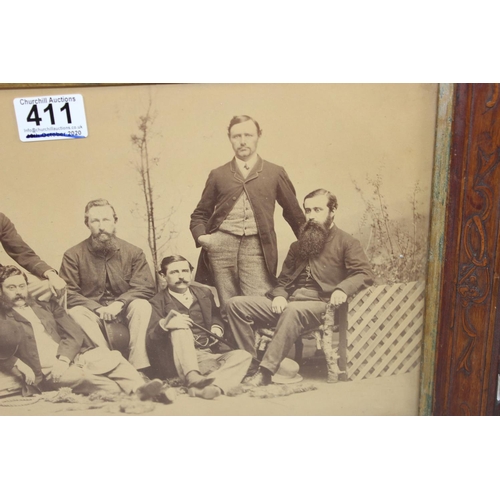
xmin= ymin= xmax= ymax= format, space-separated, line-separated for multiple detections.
xmin=0 ymin=83 xmax=439 ymax=415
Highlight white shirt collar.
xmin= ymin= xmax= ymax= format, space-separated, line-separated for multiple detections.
xmin=234 ymin=154 xmax=259 ymax=172
xmin=169 ymin=288 xmax=193 ymax=304
xmin=13 ymin=304 xmax=32 ymax=313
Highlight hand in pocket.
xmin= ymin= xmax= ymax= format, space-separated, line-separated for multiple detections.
xmin=198 ymin=234 xmax=213 ymax=250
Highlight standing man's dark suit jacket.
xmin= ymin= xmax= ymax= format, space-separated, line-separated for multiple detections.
xmin=146 ymin=284 xmax=224 ymax=379
xmin=190 ymin=157 xmax=306 ymax=286
xmin=0 ymin=213 xmax=53 ymax=278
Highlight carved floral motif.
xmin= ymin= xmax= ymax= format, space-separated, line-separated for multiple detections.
xmin=455 ymin=93 xmax=500 ymax=389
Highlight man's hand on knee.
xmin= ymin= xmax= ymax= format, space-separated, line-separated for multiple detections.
xmin=96 ymin=301 xmax=124 ymax=321
xmin=330 ymin=290 xmax=347 ymax=307
xmin=272 ymin=296 xmax=288 ymax=314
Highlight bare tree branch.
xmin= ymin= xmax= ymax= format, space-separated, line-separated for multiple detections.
xmin=130 ymin=97 xmax=179 ymax=289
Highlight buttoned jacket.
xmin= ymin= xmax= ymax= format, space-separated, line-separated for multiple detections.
xmin=270 ymin=224 xmax=374 ymax=300
xmin=60 ymin=236 xmax=155 ymax=312
xmin=190 ymin=157 xmax=306 ymax=286
xmin=146 ymin=283 xmax=224 ymax=379
xmin=147 ymin=284 xmax=223 ymax=342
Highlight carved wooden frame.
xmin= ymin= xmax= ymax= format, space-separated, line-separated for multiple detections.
xmin=423 ymin=83 xmax=500 ymax=415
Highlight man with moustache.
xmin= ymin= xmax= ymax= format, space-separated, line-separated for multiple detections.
xmin=190 ymin=115 xmax=305 ymax=316
xmin=60 ymin=199 xmax=155 ymax=372
xmin=0 ymin=213 xmax=68 ymax=363
xmin=226 ymin=189 xmax=374 ymax=386
xmin=147 ymin=255 xmax=252 ymax=399
xmin=0 ymin=265 xmax=166 ymax=400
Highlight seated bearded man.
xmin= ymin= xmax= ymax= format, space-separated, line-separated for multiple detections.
xmin=0 ymin=265 xmax=170 ymax=402
xmin=59 ymin=199 xmax=155 ymax=373
xmin=226 ymin=188 xmax=374 ymax=386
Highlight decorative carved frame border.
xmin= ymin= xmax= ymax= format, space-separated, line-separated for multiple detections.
xmin=430 ymin=83 xmax=500 ymax=416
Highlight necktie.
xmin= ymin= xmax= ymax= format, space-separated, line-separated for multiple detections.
xmin=244 ymin=163 xmax=249 ymax=170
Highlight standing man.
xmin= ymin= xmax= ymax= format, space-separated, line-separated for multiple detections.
xmin=60 ymin=199 xmax=155 ymax=372
xmin=147 ymin=255 xmax=252 ymax=399
xmin=226 ymin=189 xmax=374 ymax=386
xmin=0 ymin=212 xmax=66 ymax=296
xmin=190 ymin=115 xmax=306 ymax=315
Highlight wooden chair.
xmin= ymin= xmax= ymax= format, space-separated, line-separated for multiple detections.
xmin=292 ymin=281 xmax=426 ymax=383
xmin=254 ymin=302 xmax=348 ymax=383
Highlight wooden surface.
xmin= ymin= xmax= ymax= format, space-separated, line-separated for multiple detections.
xmin=433 ymin=83 xmax=500 ymax=415
xmin=419 ymin=84 xmax=454 ymax=415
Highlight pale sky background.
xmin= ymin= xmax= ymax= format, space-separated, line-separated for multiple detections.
xmin=0 ymin=84 xmax=438 ymax=277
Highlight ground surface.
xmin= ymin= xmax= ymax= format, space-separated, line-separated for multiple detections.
xmin=0 ymin=357 xmax=420 ymax=416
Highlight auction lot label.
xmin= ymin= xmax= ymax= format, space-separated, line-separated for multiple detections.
xmin=13 ymin=94 xmax=88 ymax=142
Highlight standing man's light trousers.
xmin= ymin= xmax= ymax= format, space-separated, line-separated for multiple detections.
xmin=206 ymin=231 xmax=274 ymax=316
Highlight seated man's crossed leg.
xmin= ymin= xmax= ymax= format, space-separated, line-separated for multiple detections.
xmin=170 ymin=328 xmax=251 ymax=399
xmin=226 ymin=295 xmax=326 ymax=385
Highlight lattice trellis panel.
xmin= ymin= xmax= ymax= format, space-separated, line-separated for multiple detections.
xmin=344 ymin=281 xmax=425 ymax=381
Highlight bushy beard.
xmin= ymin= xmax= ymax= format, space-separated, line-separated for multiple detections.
xmin=297 ymin=216 xmax=333 ymax=260
xmin=0 ymin=292 xmax=34 ymax=312
xmin=91 ymin=230 xmax=117 ymax=254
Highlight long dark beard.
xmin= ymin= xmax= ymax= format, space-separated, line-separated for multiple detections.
xmin=297 ymin=217 xmax=332 ymax=260
xmin=91 ymin=232 xmax=118 ymax=254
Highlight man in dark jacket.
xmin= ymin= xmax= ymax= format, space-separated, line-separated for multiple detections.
xmin=0 ymin=265 xmax=164 ymax=399
xmin=226 ymin=189 xmax=375 ymax=386
xmin=60 ymin=199 xmax=156 ymax=371
xmin=0 ymin=212 xmax=68 ymax=362
xmin=190 ymin=115 xmax=305 ymax=316
xmin=147 ymin=255 xmax=251 ymax=399
xmin=0 ymin=212 xmax=67 ymax=295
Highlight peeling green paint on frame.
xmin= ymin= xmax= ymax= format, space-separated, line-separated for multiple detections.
xmin=419 ymin=83 xmax=455 ymax=415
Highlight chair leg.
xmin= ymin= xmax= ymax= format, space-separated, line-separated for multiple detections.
xmin=321 ymin=305 xmax=345 ymax=383
xmin=336 ymin=304 xmax=348 ymax=381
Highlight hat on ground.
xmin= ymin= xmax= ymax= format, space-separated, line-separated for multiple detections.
xmin=0 ymin=320 xmax=23 ymax=361
xmin=79 ymin=347 xmax=123 ymax=375
xmin=272 ymin=358 xmax=303 ymax=384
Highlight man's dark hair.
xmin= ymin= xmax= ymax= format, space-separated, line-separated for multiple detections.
xmin=227 ymin=115 xmax=262 ymax=137
xmin=159 ymin=255 xmax=194 ymax=275
xmin=303 ymin=189 xmax=338 ymax=211
xmin=0 ymin=265 xmax=28 ymax=287
xmin=84 ymin=198 xmax=118 ymax=226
